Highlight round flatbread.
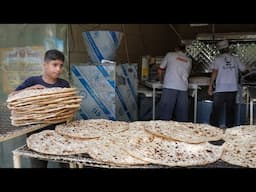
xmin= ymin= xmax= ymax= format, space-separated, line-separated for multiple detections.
xmin=55 ymin=119 xmax=129 ymax=139
xmin=7 ymin=87 xmax=77 ymax=102
xmin=221 ymin=139 xmax=256 ymax=168
xmin=26 ymin=130 xmax=96 ymax=155
xmin=223 ymin=125 xmax=256 ymax=142
xmin=85 ymin=121 xmax=153 ymax=165
xmin=86 ymin=132 xmax=149 ymax=165
xmin=144 ymin=120 xmax=224 ymax=143
xmin=124 ymin=132 xmax=224 ymax=167
xmin=11 ymin=96 xmax=82 ymax=107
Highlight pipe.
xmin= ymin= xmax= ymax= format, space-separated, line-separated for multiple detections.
xmin=212 ymin=24 xmax=215 ymax=41
xmin=67 ymin=24 xmax=71 ymax=80
xmin=168 ymin=24 xmax=183 ymax=42
xmin=121 ymin=24 xmax=130 ymax=63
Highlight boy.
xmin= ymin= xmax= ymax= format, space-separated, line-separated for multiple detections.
xmin=11 ymin=49 xmax=70 ymax=168
xmin=12 ymin=49 xmax=70 ymax=94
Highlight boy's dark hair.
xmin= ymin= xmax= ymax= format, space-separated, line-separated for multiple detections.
xmin=44 ymin=49 xmax=65 ymax=62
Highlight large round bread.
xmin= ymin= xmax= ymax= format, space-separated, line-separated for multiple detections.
xmin=7 ymin=87 xmax=77 ymax=102
xmin=26 ymin=130 xmax=96 ymax=155
xmin=86 ymin=133 xmax=149 ymax=165
xmin=86 ymin=121 xmax=154 ymax=165
xmin=144 ymin=120 xmax=224 ymax=143
xmin=124 ymin=133 xmax=224 ymax=167
xmin=55 ymin=119 xmax=129 ymax=139
xmin=221 ymin=139 xmax=256 ymax=168
xmin=223 ymin=125 xmax=256 ymax=142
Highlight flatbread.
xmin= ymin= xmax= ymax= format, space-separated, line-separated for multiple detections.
xmin=12 ymin=120 xmax=42 ymax=126
xmin=11 ymin=109 xmax=77 ymax=126
xmin=124 ymin=133 xmax=224 ymax=167
xmin=221 ymin=139 xmax=256 ymax=168
xmin=85 ymin=121 xmax=152 ymax=165
xmin=7 ymin=87 xmax=81 ymax=127
xmin=8 ymin=92 xmax=77 ymax=106
xmin=223 ymin=125 xmax=256 ymax=142
xmin=26 ymin=130 xmax=96 ymax=155
xmin=7 ymin=87 xmax=77 ymax=102
xmin=10 ymin=96 xmax=82 ymax=107
xmin=86 ymin=133 xmax=149 ymax=165
xmin=55 ymin=119 xmax=129 ymax=139
xmin=12 ymin=104 xmax=80 ymax=114
xmin=144 ymin=120 xmax=224 ymax=143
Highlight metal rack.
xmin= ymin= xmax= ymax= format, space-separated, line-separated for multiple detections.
xmin=12 ymin=144 xmax=242 ymax=168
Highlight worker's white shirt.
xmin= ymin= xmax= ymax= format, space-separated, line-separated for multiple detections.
xmin=160 ymin=51 xmax=192 ymax=91
xmin=211 ymin=53 xmax=246 ymax=92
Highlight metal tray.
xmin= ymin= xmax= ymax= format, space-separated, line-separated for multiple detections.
xmin=13 ymin=145 xmax=242 ymax=169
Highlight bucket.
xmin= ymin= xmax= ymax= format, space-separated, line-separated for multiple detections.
xmin=82 ymin=31 xmax=123 ymax=63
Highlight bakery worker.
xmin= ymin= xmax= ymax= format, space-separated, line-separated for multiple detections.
xmin=158 ymin=43 xmax=192 ymax=122
xmin=208 ymin=39 xmax=248 ymax=128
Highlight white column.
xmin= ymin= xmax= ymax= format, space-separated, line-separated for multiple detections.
xmin=246 ymin=87 xmax=250 ymax=122
xmin=69 ymin=163 xmax=77 ymax=168
xmin=13 ymin=154 xmax=21 ymax=168
xmin=250 ymin=99 xmax=254 ymax=125
xmin=193 ymin=86 xmax=198 ymax=123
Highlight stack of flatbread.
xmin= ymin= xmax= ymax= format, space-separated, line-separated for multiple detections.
xmin=7 ymin=87 xmax=82 ymax=126
xmin=221 ymin=125 xmax=256 ymax=168
xmin=27 ymin=119 xmax=224 ymax=167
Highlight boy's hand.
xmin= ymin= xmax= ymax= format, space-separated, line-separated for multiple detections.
xmin=27 ymin=84 xmax=46 ymax=90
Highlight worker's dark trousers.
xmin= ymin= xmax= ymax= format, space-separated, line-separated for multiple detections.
xmin=210 ymin=91 xmax=237 ymax=128
xmin=158 ymin=88 xmax=188 ymax=122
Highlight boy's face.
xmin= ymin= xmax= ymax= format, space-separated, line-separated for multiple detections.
xmin=44 ymin=59 xmax=64 ymax=79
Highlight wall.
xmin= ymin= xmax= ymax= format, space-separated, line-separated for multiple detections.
xmin=69 ymin=24 xmax=179 ymax=65
xmin=171 ymin=24 xmax=256 ymax=40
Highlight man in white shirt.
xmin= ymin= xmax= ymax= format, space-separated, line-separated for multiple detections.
xmin=158 ymin=43 xmax=192 ymax=121
xmin=208 ymin=40 xmax=247 ymax=128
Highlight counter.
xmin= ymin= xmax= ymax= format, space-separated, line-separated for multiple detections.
xmin=141 ymin=81 xmax=209 ymax=122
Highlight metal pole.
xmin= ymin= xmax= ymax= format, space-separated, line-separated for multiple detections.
xmin=246 ymin=87 xmax=249 ymax=122
xmin=153 ymin=85 xmax=156 ymax=120
xmin=194 ymin=86 xmax=198 ymax=123
xmin=250 ymin=98 xmax=253 ymax=125
xmin=67 ymin=24 xmax=71 ymax=80
xmin=237 ymin=84 xmax=242 ymax=126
